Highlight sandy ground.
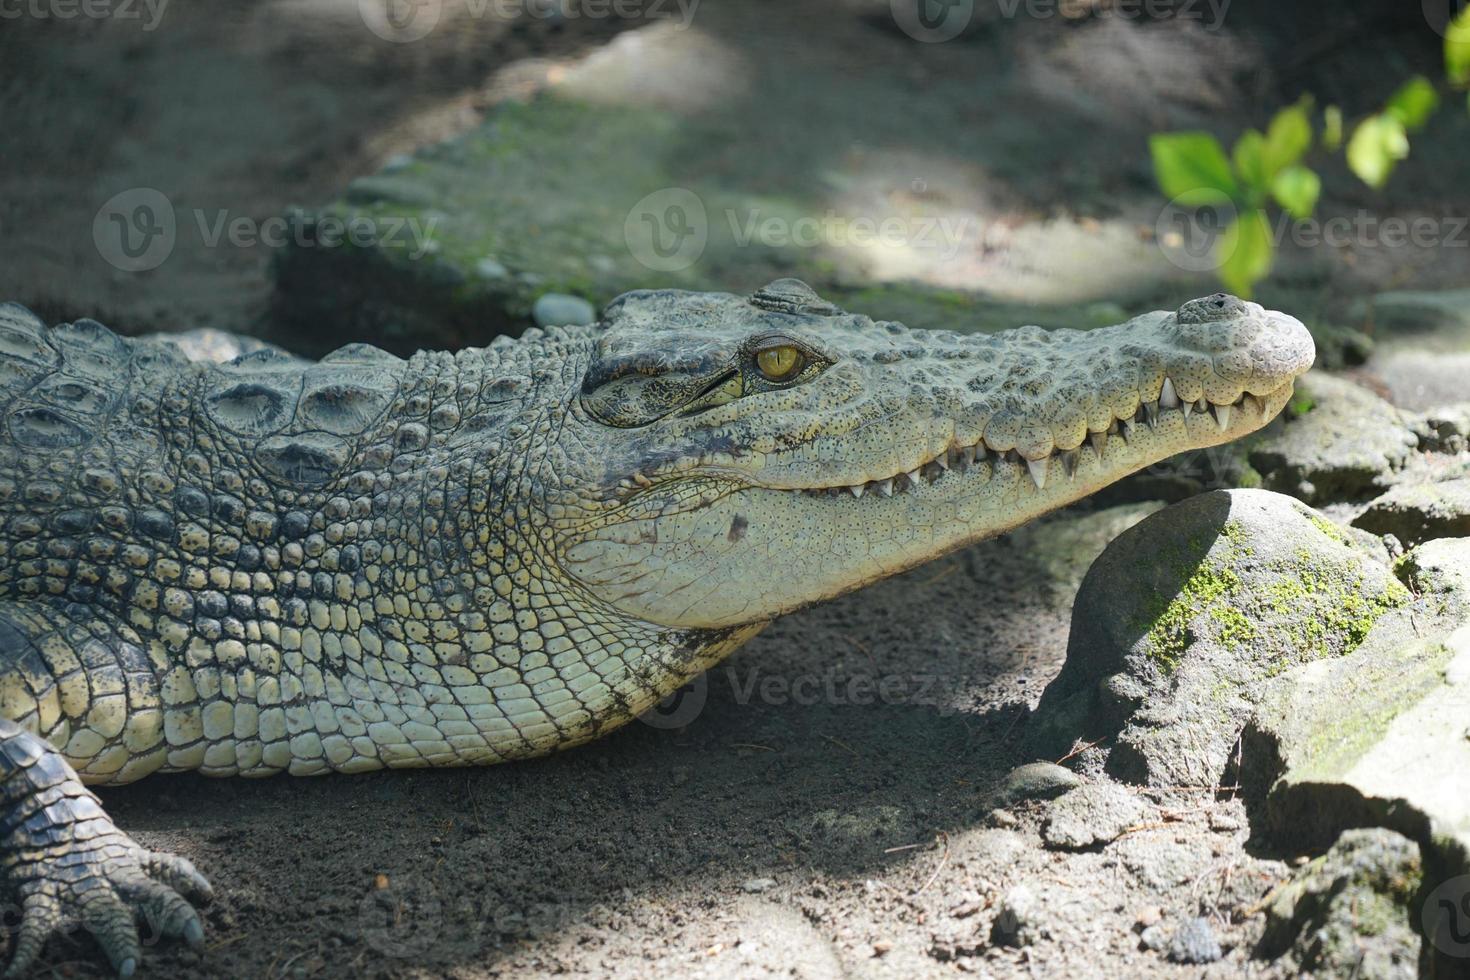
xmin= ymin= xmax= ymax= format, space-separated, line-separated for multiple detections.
xmin=92 ymin=501 xmax=1294 ymax=980
xmin=0 ymin=2 xmax=1463 ymax=977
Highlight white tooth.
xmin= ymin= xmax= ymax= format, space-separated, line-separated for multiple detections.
xmin=1121 ymin=419 xmax=1137 ymax=442
xmin=877 ymin=479 xmax=894 ymax=497
xmin=906 ymin=468 xmax=921 ymax=485
xmin=1213 ymin=403 xmax=1230 ymax=431
xmin=1060 ymin=449 xmax=1079 ymax=478
xmin=1245 ymin=393 xmax=1265 ymax=414
xmin=962 ymin=445 xmax=977 ymax=465
xmin=1160 ymin=377 xmax=1180 ymax=410
xmin=1089 ymin=429 xmax=1108 ymax=457
xmin=1182 ymin=398 xmax=1192 ymax=419
xmin=935 ymin=452 xmax=949 ymax=470
xmin=1025 ymin=455 xmax=1048 ymax=490
xmin=850 ymin=484 xmax=864 ymax=498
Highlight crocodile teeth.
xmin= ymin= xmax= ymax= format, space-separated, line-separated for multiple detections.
xmin=906 ymin=469 xmax=921 ymax=486
xmin=935 ymin=453 xmax=949 ymax=470
xmin=963 ymin=445 xmax=978 ymax=465
xmin=1143 ymin=401 xmax=1160 ymax=428
xmin=1025 ymin=455 xmax=1048 ymax=490
xmin=1160 ymin=377 xmax=1181 ymax=410
xmin=1213 ymin=403 xmax=1231 ymax=431
xmin=1121 ymin=419 xmax=1136 ymax=443
xmin=850 ymin=484 xmax=864 ymax=498
xmin=1244 ymin=393 xmax=1265 ymax=415
xmin=1181 ymin=398 xmax=1192 ymax=419
xmin=877 ymin=479 xmax=894 ymax=497
xmin=1060 ymin=449 xmax=1079 ymax=478
xmin=1089 ymin=429 xmax=1108 ymax=457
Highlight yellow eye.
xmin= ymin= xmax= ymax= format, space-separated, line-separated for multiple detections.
xmin=755 ymin=345 xmax=803 ymax=382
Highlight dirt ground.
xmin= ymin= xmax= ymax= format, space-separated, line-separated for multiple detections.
xmin=0 ymin=2 xmax=1463 ymax=977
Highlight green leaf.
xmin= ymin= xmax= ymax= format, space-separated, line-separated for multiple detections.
xmin=1151 ymin=132 xmax=1240 ymax=206
xmin=1263 ymin=101 xmax=1313 ymax=175
xmin=1270 ymin=165 xmax=1321 ymax=219
xmin=1346 ymin=114 xmax=1410 ymax=189
xmin=1231 ymin=130 xmax=1269 ymax=197
xmin=1322 ymin=106 xmax=1343 ymax=151
xmin=1217 ymin=209 xmax=1274 ymax=299
xmin=1385 ymin=76 xmax=1439 ymax=130
xmin=1448 ymin=6 xmax=1470 ymax=86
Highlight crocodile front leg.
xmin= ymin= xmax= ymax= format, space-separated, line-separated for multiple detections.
xmin=0 ymin=718 xmax=212 ymax=977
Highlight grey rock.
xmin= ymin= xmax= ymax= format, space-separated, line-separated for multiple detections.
xmin=1422 ymin=403 xmax=1470 ymax=454
xmin=1352 ymin=287 xmax=1470 ymax=337
xmin=1260 ymin=828 xmax=1423 ymax=979
xmin=741 ymin=877 xmax=777 ymax=893
xmin=1247 ymin=373 xmax=1419 ymax=505
xmin=1042 ymin=783 xmax=1147 ymax=850
xmin=1030 ymin=490 xmax=1412 ymax=787
xmin=1394 ymin=537 xmax=1470 ymax=598
xmin=990 ymin=884 xmax=1044 ymax=946
xmin=1353 ymin=478 xmax=1470 ymax=546
xmin=1240 ymin=616 xmax=1470 ymax=882
xmin=474 ymin=257 xmax=510 ymax=281
xmin=1139 ymin=924 xmax=1168 ymax=952
xmin=1166 ymin=916 xmax=1222 ymax=964
xmin=989 ymin=762 xmax=1082 ymax=808
xmin=531 ymin=293 xmax=596 ymax=328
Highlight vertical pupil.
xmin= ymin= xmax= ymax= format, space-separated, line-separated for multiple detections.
xmin=759 ymin=347 xmax=799 ymax=379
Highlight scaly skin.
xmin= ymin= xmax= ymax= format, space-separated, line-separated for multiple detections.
xmin=0 ymin=280 xmax=1314 ymax=974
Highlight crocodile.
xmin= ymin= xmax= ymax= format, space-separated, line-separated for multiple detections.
xmin=0 ymin=280 xmax=1314 ymax=976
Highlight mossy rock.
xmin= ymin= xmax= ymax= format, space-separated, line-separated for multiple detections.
xmin=1354 ymin=478 xmax=1470 ymax=547
xmin=1260 ymin=828 xmax=1425 ymax=979
xmin=1029 ymin=489 xmax=1411 ymax=787
xmin=1246 ymin=373 xmax=1420 ymax=506
xmin=267 ymin=91 xmax=1175 ymax=358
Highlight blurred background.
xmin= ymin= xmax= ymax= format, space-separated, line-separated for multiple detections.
xmin=2 ymin=1 xmax=1467 ymax=413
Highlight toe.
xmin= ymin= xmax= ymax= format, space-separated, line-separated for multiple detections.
xmin=119 ymin=877 xmax=205 ymax=949
xmin=2 ymin=891 xmax=60 ymax=980
xmin=77 ymin=886 xmax=143 ymax=980
xmin=143 ymin=850 xmax=214 ymax=905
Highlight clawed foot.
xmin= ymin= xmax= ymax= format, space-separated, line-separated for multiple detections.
xmin=1 ymin=727 xmax=212 ymax=977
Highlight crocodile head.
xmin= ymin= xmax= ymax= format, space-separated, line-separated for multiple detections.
xmin=551 ymin=280 xmax=1314 ymax=629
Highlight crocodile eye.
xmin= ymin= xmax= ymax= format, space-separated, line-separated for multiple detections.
xmin=754 ymin=345 xmax=804 ymax=382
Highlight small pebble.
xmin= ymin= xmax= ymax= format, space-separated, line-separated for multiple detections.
xmin=1139 ymin=924 xmax=1168 ymax=952
xmin=991 ymin=884 xmax=1042 ymax=947
xmin=741 ymin=878 xmax=776 ymax=893
xmin=987 ymin=808 xmax=1019 ymax=828
xmin=475 ymin=257 xmax=510 ymax=280
xmin=1168 ymin=916 xmax=1223 ymax=964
